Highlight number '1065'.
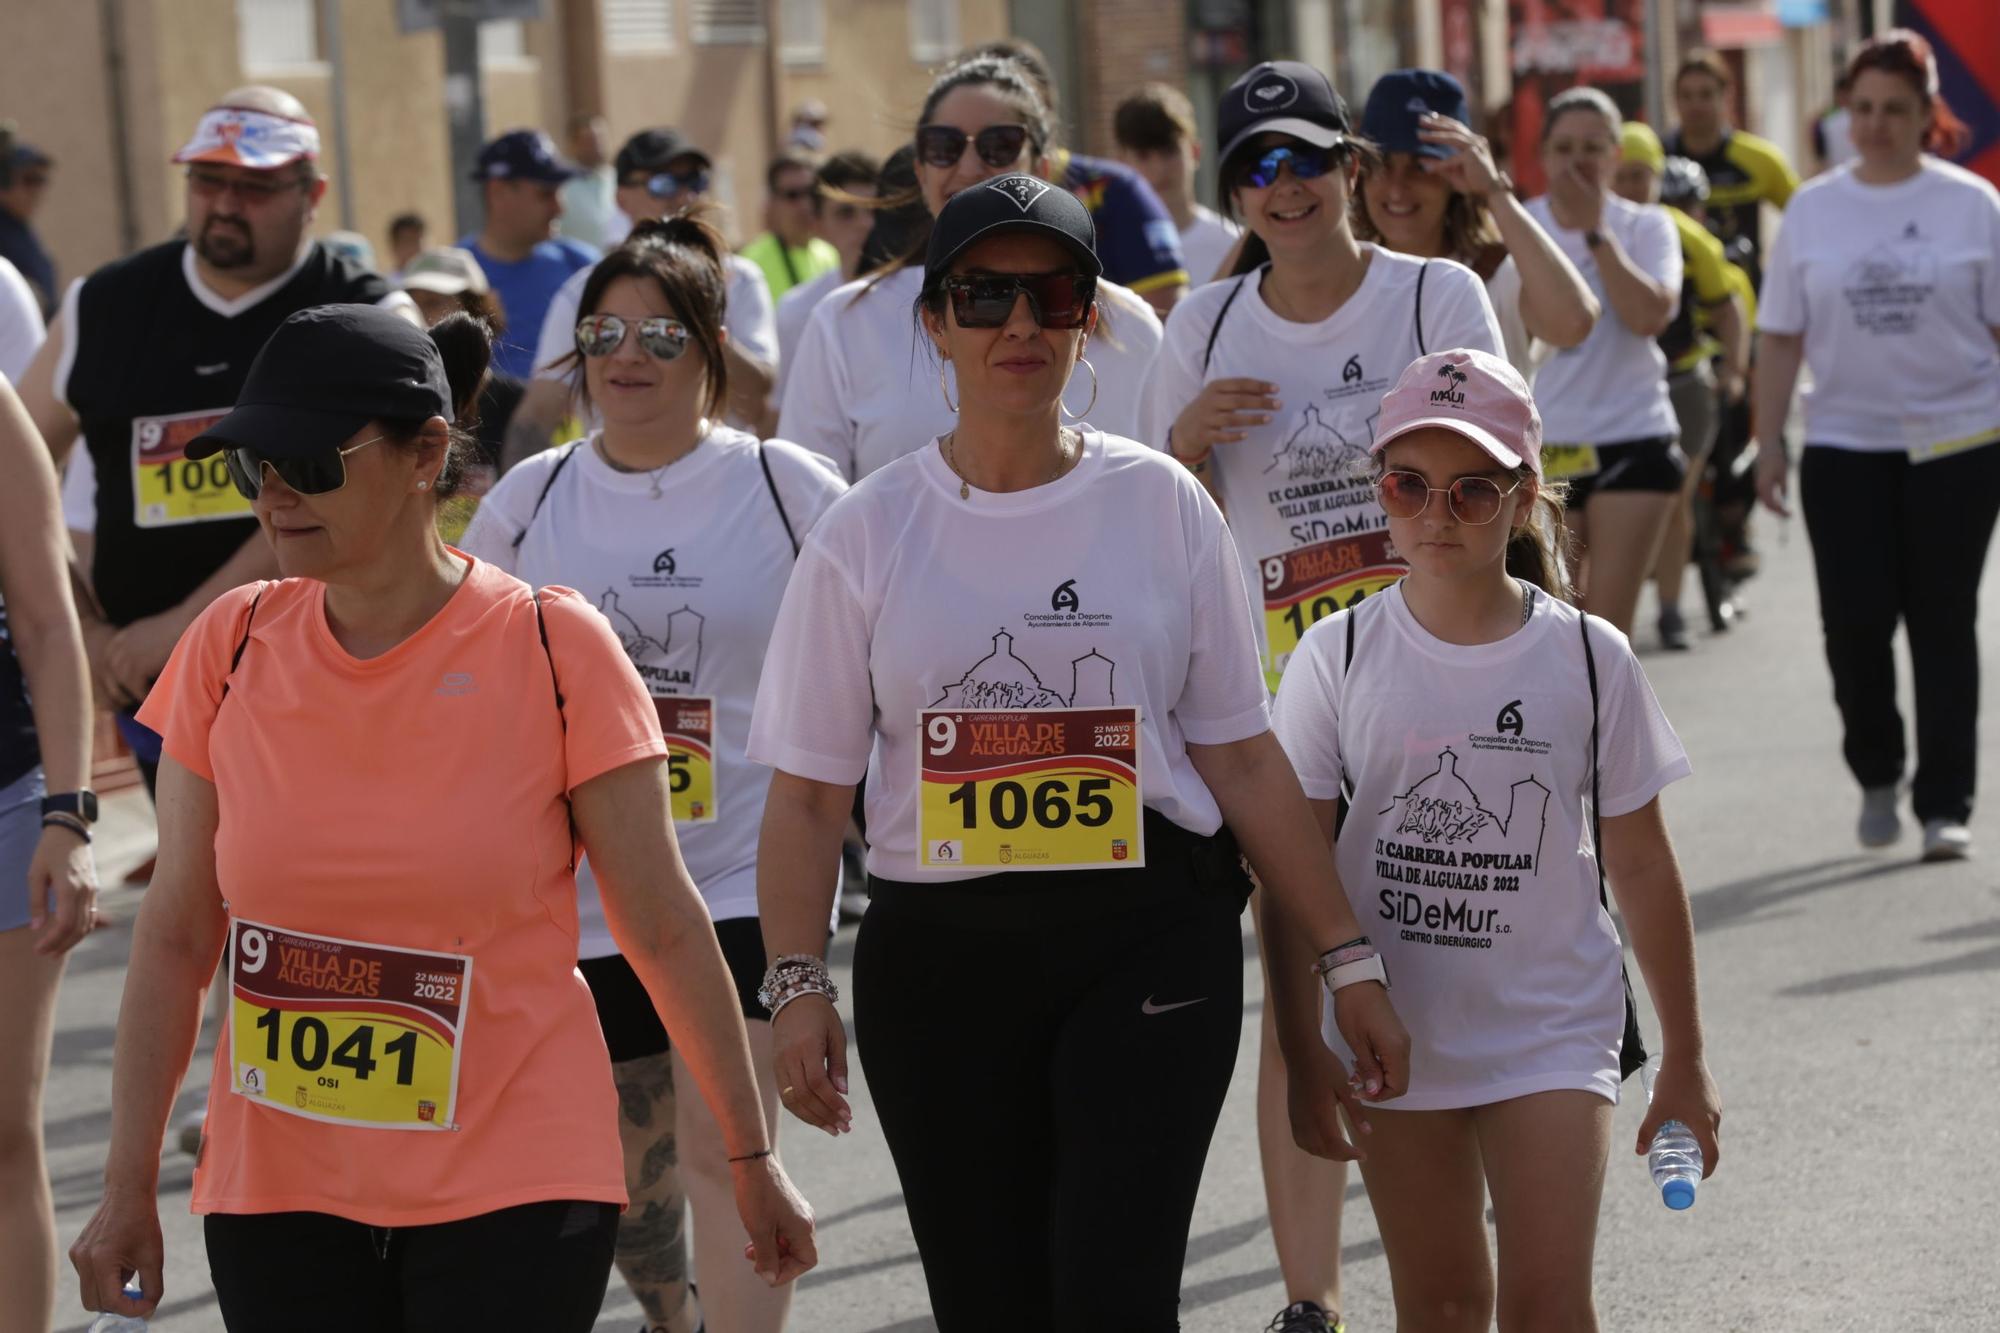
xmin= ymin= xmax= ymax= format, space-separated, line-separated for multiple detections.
xmin=945 ymin=777 xmax=1113 ymax=830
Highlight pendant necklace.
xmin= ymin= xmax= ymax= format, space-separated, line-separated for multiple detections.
xmin=944 ymin=428 xmax=1075 ymax=501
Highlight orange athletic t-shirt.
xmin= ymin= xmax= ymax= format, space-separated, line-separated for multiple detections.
xmin=137 ymin=553 xmax=667 ymax=1226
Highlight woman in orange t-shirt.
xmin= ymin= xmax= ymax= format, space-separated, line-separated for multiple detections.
xmin=69 ymin=305 xmax=815 ymax=1331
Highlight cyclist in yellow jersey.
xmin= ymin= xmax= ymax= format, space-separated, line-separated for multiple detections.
xmin=1664 ymin=49 xmax=1799 ymax=292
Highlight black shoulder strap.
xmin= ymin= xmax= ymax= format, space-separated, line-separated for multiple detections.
xmin=531 ymin=589 xmax=578 ymax=870
xmin=1414 ymin=259 xmax=1430 ymax=356
xmin=1579 ymin=612 xmax=1605 ymax=908
xmin=758 ymin=440 xmax=801 ymax=558
xmin=1201 ymin=272 xmax=1252 ymax=375
xmin=217 ymin=588 xmax=265 ymax=705
xmin=512 ymin=442 xmax=582 ymax=551
xmin=1332 ymin=602 xmax=1363 ymax=835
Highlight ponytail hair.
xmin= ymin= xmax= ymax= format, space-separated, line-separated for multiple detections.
xmin=382 ymin=309 xmax=491 ymax=501
xmin=1505 ymin=468 xmax=1575 ymax=601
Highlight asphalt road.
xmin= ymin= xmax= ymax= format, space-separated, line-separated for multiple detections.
xmin=44 ymin=519 xmax=2000 ymax=1332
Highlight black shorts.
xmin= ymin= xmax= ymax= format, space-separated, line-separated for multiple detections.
xmin=1548 ymin=435 xmax=1686 ymax=507
xmin=578 ymin=916 xmax=769 ymax=1064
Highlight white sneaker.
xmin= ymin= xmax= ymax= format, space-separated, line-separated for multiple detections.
xmin=1921 ymin=820 xmax=1972 ymax=862
xmin=1858 ymin=785 xmax=1902 ymax=848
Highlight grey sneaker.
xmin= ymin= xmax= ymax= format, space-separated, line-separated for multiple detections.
xmin=1858 ymin=785 xmax=1902 ymax=848
xmin=1921 ymin=820 xmax=1972 ymax=862
xmin=1657 ymin=604 xmax=1692 ymax=651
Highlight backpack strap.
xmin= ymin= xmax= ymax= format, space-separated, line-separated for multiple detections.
xmin=758 ymin=440 xmax=801 ymax=558
xmin=511 ymin=441 xmax=583 ymax=551
xmin=217 ymin=588 xmax=265 ymax=705
xmin=1414 ymin=259 xmax=1431 ymax=356
xmin=1201 ymin=272 xmax=1252 ymax=375
xmin=1581 ymin=610 xmax=1651 ymax=1081
xmin=1332 ymin=601 xmax=1363 ymax=837
xmin=532 ymin=589 xmax=578 ymax=870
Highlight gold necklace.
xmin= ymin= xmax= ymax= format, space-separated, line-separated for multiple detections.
xmin=596 ymin=419 xmax=708 ymax=499
xmin=944 ymin=429 xmax=1076 ymax=501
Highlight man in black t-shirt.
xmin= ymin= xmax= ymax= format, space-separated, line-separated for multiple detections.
xmin=17 ymin=87 xmax=416 ymax=791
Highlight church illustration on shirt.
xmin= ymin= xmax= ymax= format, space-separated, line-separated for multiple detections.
xmin=600 ymin=590 xmax=704 ymax=693
xmin=933 ymin=629 xmax=1117 ymax=710
xmin=1379 ymin=748 xmax=1550 ymax=869
xmin=1265 ymin=404 xmax=1369 ymax=483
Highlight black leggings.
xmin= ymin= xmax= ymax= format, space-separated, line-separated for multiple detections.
xmin=854 ymin=827 xmax=1245 ymax=1332
xmin=205 ymin=1199 xmax=618 ymax=1332
xmin=1800 ymin=442 xmax=2000 ymax=822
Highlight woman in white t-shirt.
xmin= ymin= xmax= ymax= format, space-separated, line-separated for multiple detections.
xmin=749 ymin=179 xmax=1409 ymax=1332
xmin=1523 ymin=88 xmax=1684 ymax=636
xmin=460 ymin=215 xmax=845 ymax=1333
xmin=1141 ymin=62 xmax=1501 ymax=1331
xmin=776 ymin=55 xmax=1162 ymax=480
xmin=1753 ymin=31 xmax=2000 ymax=863
xmin=1351 ymin=69 xmax=1598 ymax=379
xmin=1272 ymin=348 xmax=1721 ymax=1329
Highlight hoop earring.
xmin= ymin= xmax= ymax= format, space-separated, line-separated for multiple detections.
xmin=939 ymin=358 xmax=959 ymax=414
xmin=1061 ymin=357 xmax=1099 ymax=421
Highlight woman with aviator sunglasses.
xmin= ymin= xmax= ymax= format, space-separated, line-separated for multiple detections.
xmin=749 ymin=179 xmax=1409 ymax=1331
xmin=777 ymin=54 xmax=1163 ymax=481
xmin=1141 ymin=61 xmax=1502 ymax=1333
xmin=1271 ymin=347 xmax=1718 ymax=1331
xmin=70 ymin=304 xmax=816 ymax=1331
xmin=461 ymin=213 xmax=846 ymax=1333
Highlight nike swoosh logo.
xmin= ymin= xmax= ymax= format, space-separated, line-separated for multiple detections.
xmin=194 ymin=362 xmax=230 ymax=375
xmin=1141 ymin=996 xmax=1208 ymax=1015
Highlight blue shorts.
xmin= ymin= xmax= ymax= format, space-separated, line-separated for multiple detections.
xmin=0 ymin=768 xmax=46 ymax=933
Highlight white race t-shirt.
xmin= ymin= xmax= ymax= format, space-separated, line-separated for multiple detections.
xmin=1140 ymin=247 xmax=1503 ymax=688
xmin=1483 ymin=254 xmax=1537 ymax=380
xmin=534 ymin=252 xmax=781 ymax=382
xmin=747 ymin=430 xmax=1271 ymax=882
xmin=774 ymin=266 xmax=846 ymax=399
xmin=1759 ymin=159 xmax=2000 ymax=456
xmin=1272 ymin=584 xmax=1690 ymax=1109
xmin=1523 ymin=193 xmax=1681 ymax=444
xmin=1181 ymin=205 xmax=1243 ymax=286
xmin=0 ymin=255 xmax=44 ymax=383
xmin=774 ymin=266 xmax=1164 ymax=480
xmin=460 ymin=426 xmax=846 ymax=949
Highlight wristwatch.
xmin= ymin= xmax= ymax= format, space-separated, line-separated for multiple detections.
xmin=41 ymin=791 xmax=100 ymax=824
xmin=1323 ymin=953 xmax=1390 ymax=994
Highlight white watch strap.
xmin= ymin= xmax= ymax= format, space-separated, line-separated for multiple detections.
xmin=1325 ymin=954 xmax=1389 ymax=993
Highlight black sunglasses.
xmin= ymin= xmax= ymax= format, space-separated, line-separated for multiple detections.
xmin=915 ymin=124 xmax=1033 ymax=171
xmin=575 ymin=313 xmax=692 ymax=360
xmin=940 ymin=273 xmax=1095 ymax=329
xmin=224 ymin=434 xmax=384 ymax=500
xmin=1235 ymin=143 xmax=1343 ymax=190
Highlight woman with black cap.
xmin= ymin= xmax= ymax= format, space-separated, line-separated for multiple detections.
xmin=1353 ymin=68 xmax=1597 ymax=376
xmin=749 ymin=179 xmax=1409 ymax=1330
xmin=1142 ymin=62 xmax=1502 ymax=1333
xmin=68 ymin=304 xmax=815 ymax=1330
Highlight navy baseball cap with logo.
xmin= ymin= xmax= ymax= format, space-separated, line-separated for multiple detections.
xmin=471 ymin=129 xmax=575 ymax=184
xmin=1217 ymin=61 xmax=1352 ymax=168
xmin=1361 ymin=69 xmax=1473 ymax=159
xmin=185 ymin=305 xmax=454 ymax=461
xmin=614 ymin=128 xmax=713 ymax=180
xmin=924 ymin=174 xmax=1103 ymax=282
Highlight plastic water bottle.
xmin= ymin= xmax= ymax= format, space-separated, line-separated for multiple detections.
xmin=86 ymin=1280 xmax=148 ymax=1331
xmin=1640 ymin=1057 xmax=1702 ymax=1210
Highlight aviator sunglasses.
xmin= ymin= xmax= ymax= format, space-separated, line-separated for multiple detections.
xmin=224 ymin=434 xmax=384 ymax=500
xmin=1376 ymin=469 xmax=1524 ymax=525
xmin=915 ymin=123 xmax=1033 ymax=171
xmin=940 ymin=273 xmax=1096 ymax=329
xmin=1235 ymin=144 xmax=1341 ymax=190
xmin=575 ymin=313 xmax=692 ymax=360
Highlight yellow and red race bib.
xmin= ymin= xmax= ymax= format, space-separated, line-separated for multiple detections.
xmin=228 ymin=917 xmax=471 ymax=1131
xmin=655 ymin=696 xmax=717 ymax=825
xmin=1541 ymin=444 xmax=1603 ymax=483
xmin=918 ymin=706 xmax=1143 ymax=870
xmin=1260 ymin=532 xmax=1404 ymax=689
xmin=131 ymin=409 xmax=252 ymax=528
xmin=1903 ymin=412 xmax=2000 ymax=465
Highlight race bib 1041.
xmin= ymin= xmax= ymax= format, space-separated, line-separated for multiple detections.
xmin=131 ymin=409 xmax=252 ymax=528
xmin=1260 ymin=532 xmax=1404 ymax=690
xmin=655 ymin=696 xmax=717 ymax=825
xmin=228 ymin=917 xmax=472 ymax=1131
xmin=918 ymin=706 xmax=1143 ymax=871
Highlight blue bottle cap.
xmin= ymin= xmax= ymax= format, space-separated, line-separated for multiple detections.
xmin=1662 ymin=1178 xmax=1697 ymax=1210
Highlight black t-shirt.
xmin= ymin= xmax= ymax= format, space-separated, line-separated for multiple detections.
xmin=64 ymin=240 xmax=393 ymax=627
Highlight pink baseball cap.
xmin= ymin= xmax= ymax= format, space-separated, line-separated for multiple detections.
xmin=1369 ymin=347 xmax=1542 ymax=477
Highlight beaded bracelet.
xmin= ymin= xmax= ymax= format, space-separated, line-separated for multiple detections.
xmin=758 ymin=955 xmax=839 ymax=1013
xmin=41 ymin=813 xmax=92 ymax=844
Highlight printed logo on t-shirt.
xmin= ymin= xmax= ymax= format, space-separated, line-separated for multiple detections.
xmin=1265 ymin=405 xmax=1367 ymax=483
xmin=1023 ymin=579 xmax=1113 ymax=630
xmin=1372 ymin=748 xmax=1547 ymax=951
xmin=1495 ymin=699 xmax=1523 ymax=736
xmin=600 ymin=590 xmax=703 ymax=694
xmin=1342 ymin=355 xmax=1362 ymax=384
xmin=1843 ymin=231 xmax=1936 ymax=337
xmin=1050 ymin=579 xmax=1079 ymax=613
xmin=633 ymin=548 xmax=701 ymax=590
xmin=934 ymin=630 xmax=1118 ymax=710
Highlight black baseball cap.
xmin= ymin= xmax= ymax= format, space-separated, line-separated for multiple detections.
xmin=471 ymin=129 xmax=575 ymax=184
xmin=186 ymin=305 xmax=453 ymax=461
xmin=923 ymin=174 xmax=1101 ymax=282
xmin=614 ymin=128 xmax=713 ymax=181
xmin=1361 ymin=69 xmax=1472 ymax=159
xmin=1217 ymin=61 xmax=1352 ymax=168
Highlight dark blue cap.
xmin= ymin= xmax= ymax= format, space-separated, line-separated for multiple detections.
xmin=471 ymin=129 xmax=575 ymax=184
xmin=1360 ymin=69 xmax=1472 ymax=159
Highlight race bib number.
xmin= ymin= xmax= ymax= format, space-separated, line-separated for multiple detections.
xmin=656 ymin=696 xmax=716 ymax=825
xmin=918 ymin=706 xmax=1143 ymax=870
xmin=1541 ymin=444 xmax=1602 ymax=482
xmin=131 ymin=409 xmax=252 ymax=528
xmin=228 ymin=918 xmax=471 ymax=1131
xmin=1903 ymin=412 xmax=2000 ymax=465
xmin=1260 ymin=532 xmax=1404 ymax=690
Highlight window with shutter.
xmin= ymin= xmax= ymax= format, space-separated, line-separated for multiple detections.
xmin=780 ymin=0 xmax=826 ymax=66
xmin=692 ymin=0 xmax=766 ymax=45
xmin=907 ymin=0 xmax=959 ymax=63
xmin=604 ymin=0 xmax=677 ymax=53
xmin=237 ymin=0 xmax=320 ymax=70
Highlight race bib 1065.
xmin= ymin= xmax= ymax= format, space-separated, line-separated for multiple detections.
xmin=918 ymin=706 xmax=1143 ymax=871
xmin=131 ymin=409 xmax=252 ymax=528
xmin=655 ymin=696 xmax=717 ymax=825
